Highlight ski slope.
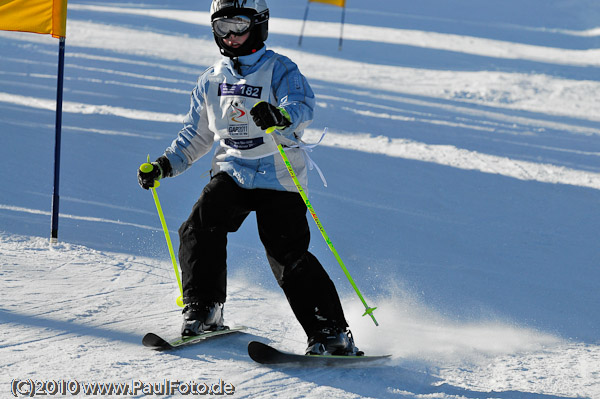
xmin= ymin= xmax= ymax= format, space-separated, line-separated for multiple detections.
xmin=1 ymin=0 xmax=599 ymax=397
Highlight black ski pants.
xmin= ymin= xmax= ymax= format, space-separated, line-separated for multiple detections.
xmin=178 ymin=172 xmax=348 ymax=336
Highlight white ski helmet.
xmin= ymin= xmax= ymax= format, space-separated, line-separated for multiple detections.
xmin=210 ymin=0 xmax=269 ymax=58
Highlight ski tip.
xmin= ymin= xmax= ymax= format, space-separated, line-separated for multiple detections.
xmin=142 ymin=332 xmax=171 ymax=349
xmin=248 ymin=341 xmax=277 ymax=364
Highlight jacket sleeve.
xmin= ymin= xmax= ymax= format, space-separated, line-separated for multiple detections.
xmin=163 ymin=73 xmax=215 ymax=177
xmin=270 ymin=56 xmax=315 ymax=140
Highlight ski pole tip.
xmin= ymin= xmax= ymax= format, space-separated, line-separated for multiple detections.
xmin=362 ymin=307 xmax=379 ymax=326
xmin=362 ymin=306 xmax=377 ymax=316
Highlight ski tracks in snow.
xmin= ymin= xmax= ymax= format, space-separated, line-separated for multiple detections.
xmin=1 ymin=234 xmax=599 ymax=398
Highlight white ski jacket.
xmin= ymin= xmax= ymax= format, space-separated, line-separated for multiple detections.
xmin=163 ymin=46 xmax=315 ymax=192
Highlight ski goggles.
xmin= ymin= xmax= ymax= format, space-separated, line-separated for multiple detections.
xmin=212 ymin=15 xmax=253 ymax=38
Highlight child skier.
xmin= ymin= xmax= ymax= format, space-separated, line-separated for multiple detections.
xmin=137 ymin=0 xmax=360 ymax=356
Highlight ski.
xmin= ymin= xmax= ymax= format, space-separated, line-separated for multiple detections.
xmin=143 ymin=326 xmax=246 ymax=350
xmin=247 ymin=340 xmax=391 ymax=366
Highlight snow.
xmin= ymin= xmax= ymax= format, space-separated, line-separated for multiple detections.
xmin=1 ymin=0 xmax=599 ymax=397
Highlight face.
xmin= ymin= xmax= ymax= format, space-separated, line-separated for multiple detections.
xmin=222 ymin=32 xmax=250 ymax=48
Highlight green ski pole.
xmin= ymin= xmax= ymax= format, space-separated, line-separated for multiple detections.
xmin=140 ymin=156 xmax=184 ymax=308
xmin=267 ymin=128 xmax=379 ymax=326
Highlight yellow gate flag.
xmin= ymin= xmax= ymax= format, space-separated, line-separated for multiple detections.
xmin=0 ymin=0 xmax=68 ymax=38
xmin=310 ymin=0 xmax=345 ymax=7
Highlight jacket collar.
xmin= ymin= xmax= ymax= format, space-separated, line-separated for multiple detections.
xmin=225 ymin=46 xmax=267 ymax=75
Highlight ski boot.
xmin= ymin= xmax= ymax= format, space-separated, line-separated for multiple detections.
xmin=305 ymin=327 xmax=363 ymax=356
xmin=181 ymin=302 xmax=225 ymax=336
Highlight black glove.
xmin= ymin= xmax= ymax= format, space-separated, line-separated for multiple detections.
xmin=250 ymin=101 xmax=292 ymax=131
xmin=137 ymin=156 xmax=171 ymax=190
